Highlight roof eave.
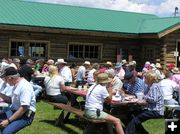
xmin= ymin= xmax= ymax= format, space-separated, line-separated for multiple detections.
xmin=0 ymin=24 xmax=138 ymax=38
xmin=158 ymin=24 xmax=180 ymax=38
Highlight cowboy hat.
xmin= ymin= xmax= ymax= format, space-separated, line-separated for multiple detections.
xmin=106 ymin=61 xmax=113 ymax=66
xmin=84 ymin=61 xmax=90 ymax=65
xmin=121 ymin=59 xmax=127 ymax=65
xmin=155 ymin=63 xmax=162 ymax=69
xmin=97 ymin=73 xmax=112 ymax=84
xmin=171 ymin=67 xmax=180 ymax=74
xmin=55 ymin=59 xmax=67 ymax=65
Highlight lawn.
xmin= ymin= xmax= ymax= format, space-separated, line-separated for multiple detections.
xmin=17 ymin=101 xmax=165 ymax=134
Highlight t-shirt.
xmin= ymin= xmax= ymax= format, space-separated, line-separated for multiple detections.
xmin=85 ymin=84 xmax=109 ymax=111
xmin=159 ymin=79 xmax=178 ymax=100
xmin=44 ymin=75 xmax=64 ymax=96
xmin=11 ymin=78 xmax=36 ymax=112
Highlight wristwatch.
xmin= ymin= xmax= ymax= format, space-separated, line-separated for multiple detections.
xmin=7 ymin=118 xmax=11 ymax=124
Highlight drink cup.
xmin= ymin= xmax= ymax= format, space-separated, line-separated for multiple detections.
xmin=78 ymin=85 xmax=82 ymax=90
xmin=136 ymin=92 xmax=144 ymax=101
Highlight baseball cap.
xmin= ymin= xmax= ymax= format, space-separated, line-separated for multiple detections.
xmin=0 ymin=67 xmax=18 ymax=78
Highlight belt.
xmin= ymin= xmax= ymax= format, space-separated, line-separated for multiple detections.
xmin=12 ymin=110 xmax=35 ymax=118
xmin=25 ymin=110 xmax=35 ymax=118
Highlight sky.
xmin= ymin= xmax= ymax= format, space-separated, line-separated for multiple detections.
xmin=26 ymin=0 xmax=180 ymax=17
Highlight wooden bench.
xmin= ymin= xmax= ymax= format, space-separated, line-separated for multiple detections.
xmin=47 ymin=102 xmax=106 ymax=124
xmin=45 ymin=101 xmax=114 ymax=134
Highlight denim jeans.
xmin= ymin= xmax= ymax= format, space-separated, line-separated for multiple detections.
xmin=0 ymin=113 xmax=34 ymax=134
xmin=31 ymin=82 xmax=43 ymax=98
xmin=125 ymin=110 xmax=162 ymax=134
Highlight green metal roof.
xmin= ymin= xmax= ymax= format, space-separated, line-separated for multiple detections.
xmin=0 ymin=0 xmax=179 ymax=34
xmin=139 ymin=17 xmax=180 ymax=33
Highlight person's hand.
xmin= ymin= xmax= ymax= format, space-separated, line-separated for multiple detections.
xmin=0 ymin=119 xmax=9 ymax=128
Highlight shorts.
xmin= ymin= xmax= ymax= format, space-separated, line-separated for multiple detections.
xmin=84 ymin=109 xmax=108 ymax=120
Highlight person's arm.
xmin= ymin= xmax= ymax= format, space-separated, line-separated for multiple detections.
xmin=0 ymin=93 xmax=11 ymax=103
xmin=60 ymin=83 xmax=66 ymax=92
xmin=105 ymin=83 xmax=113 ymax=102
xmin=0 ymin=106 xmax=27 ymax=128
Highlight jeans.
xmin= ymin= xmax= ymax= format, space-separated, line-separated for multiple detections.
xmin=0 ymin=112 xmax=34 ymax=134
xmin=125 ymin=110 xmax=162 ymax=134
xmin=31 ymin=82 xmax=43 ymax=98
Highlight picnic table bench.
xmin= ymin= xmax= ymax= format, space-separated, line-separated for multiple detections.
xmin=46 ymin=101 xmax=110 ymax=134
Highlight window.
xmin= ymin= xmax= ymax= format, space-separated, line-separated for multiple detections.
xmin=144 ymin=47 xmax=154 ymax=61
xmin=11 ymin=41 xmax=25 ymax=57
xmin=10 ymin=40 xmax=48 ymax=58
xmin=29 ymin=42 xmax=46 ymax=58
xmin=68 ymin=43 xmax=101 ymax=60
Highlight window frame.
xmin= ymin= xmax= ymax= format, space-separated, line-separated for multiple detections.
xmin=9 ymin=39 xmax=50 ymax=58
xmin=67 ymin=42 xmax=102 ymax=61
xmin=143 ymin=46 xmax=155 ymax=62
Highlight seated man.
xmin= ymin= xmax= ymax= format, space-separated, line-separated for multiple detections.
xmin=123 ymin=71 xmax=145 ymax=96
xmin=0 ymin=67 xmax=36 ymax=134
xmin=125 ymin=71 xmax=164 ymax=134
xmin=159 ymin=72 xmax=179 ymax=105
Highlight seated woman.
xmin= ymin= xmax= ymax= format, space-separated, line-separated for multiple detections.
xmin=44 ymin=65 xmax=68 ymax=104
xmin=84 ymin=73 xmax=124 ymax=134
xmin=125 ymin=71 xmax=164 ymax=134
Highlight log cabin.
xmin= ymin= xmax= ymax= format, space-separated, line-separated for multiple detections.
xmin=0 ymin=0 xmax=180 ymax=70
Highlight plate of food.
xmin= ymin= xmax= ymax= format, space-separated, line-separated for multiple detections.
xmin=112 ymin=95 xmax=122 ymax=101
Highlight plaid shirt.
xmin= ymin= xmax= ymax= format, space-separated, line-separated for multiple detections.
xmin=127 ymin=77 xmax=145 ymax=95
xmin=144 ymin=83 xmax=164 ymax=115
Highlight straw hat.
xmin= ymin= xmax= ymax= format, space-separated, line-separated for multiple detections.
xmin=97 ymin=73 xmax=112 ymax=84
xmin=121 ymin=59 xmax=127 ymax=65
xmin=150 ymin=63 xmax=155 ymax=68
xmin=145 ymin=61 xmax=150 ymax=65
xmin=84 ymin=61 xmax=90 ymax=65
xmin=106 ymin=61 xmax=113 ymax=66
xmin=171 ymin=67 xmax=180 ymax=74
xmin=155 ymin=63 xmax=162 ymax=69
xmin=55 ymin=59 xmax=67 ymax=65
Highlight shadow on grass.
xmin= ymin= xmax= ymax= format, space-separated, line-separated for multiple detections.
xmin=40 ymin=118 xmax=85 ymax=134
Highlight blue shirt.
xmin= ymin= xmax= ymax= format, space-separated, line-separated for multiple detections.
xmin=127 ymin=78 xmax=145 ymax=95
xmin=144 ymin=83 xmax=164 ymax=115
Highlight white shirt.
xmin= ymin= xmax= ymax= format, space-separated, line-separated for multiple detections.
xmin=85 ymin=84 xmax=109 ymax=111
xmin=159 ymin=79 xmax=178 ymax=100
xmin=76 ymin=65 xmax=86 ymax=81
xmin=0 ymin=78 xmax=13 ymax=97
xmin=11 ymin=78 xmax=36 ymax=112
xmin=115 ymin=68 xmax=125 ymax=80
xmin=112 ymin=76 xmax=123 ymax=93
xmin=59 ymin=66 xmax=72 ymax=83
xmin=87 ymin=68 xmax=96 ymax=84
xmin=44 ymin=75 xmax=64 ymax=96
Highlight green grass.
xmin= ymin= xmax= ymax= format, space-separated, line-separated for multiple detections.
xmin=17 ymin=101 xmax=165 ymax=134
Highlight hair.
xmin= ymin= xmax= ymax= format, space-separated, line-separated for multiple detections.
xmin=93 ymin=70 xmax=101 ymax=82
xmin=144 ymin=71 xmax=158 ymax=84
xmin=48 ymin=65 xmax=59 ymax=78
xmin=165 ymin=71 xmax=173 ymax=78
xmin=92 ymin=63 xmax=100 ymax=70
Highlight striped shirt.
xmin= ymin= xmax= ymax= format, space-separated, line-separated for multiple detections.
xmin=144 ymin=83 xmax=164 ymax=116
xmin=126 ymin=77 xmax=145 ymax=95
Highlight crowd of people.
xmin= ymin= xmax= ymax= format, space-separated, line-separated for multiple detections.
xmin=0 ymin=57 xmax=179 ymax=134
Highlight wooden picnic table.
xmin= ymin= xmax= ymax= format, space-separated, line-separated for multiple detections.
xmin=64 ymin=86 xmax=87 ymax=97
